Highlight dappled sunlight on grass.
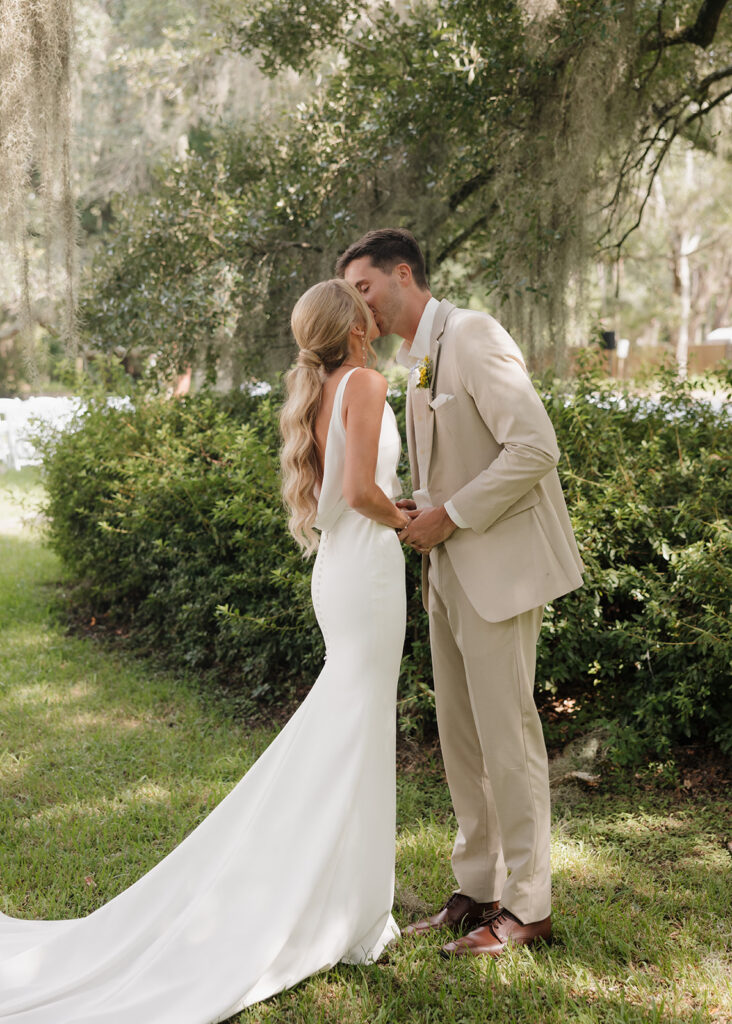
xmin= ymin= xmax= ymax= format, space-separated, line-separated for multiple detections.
xmin=4 ymin=672 xmax=97 ymax=700
xmin=388 ymin=785 xmax=731 ymax=1023
xmin=0 ymin=514 xmax=280 ymax=924
xmin=1 ymin=498 xmax=730 ymax=1023
xmin=0 ymin=468 xmax=46 ymax=538
xmin=24 ymin=780 xmax=175 ymax=827
xmin=67 ymin=710 xmax=143 ymax=730
xmin=5 ymin=678 xmax=98 ymax=708
xmin=0 ymin=749 xmax=32 ymax=786
xmin=235 ymin=947 xmax=722 ymax=1023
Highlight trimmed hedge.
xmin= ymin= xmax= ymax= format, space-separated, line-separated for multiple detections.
xmin=39 ymin=368 xmax=731 ymax=761
xmin=537 ymin=369 xmax=732 ymax=760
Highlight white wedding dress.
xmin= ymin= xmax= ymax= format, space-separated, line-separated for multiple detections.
xmin=0 ymin=368 xmax=406 ymax=1023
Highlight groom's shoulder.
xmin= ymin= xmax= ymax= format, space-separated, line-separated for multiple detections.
xmin=446 ymin=306 xmax=524 ymax=360
xmin=448 ymin=305 xmax=498 ymax=332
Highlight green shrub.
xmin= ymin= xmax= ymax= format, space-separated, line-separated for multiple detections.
xmin=537 ymin=367 xmax=732 ymax=761
xmin=39 ymin=390 xmax=322 ymax=709
xmin=39 ymin=368 xmax=731 ymax=759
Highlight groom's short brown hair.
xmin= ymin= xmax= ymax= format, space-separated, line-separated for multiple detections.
xmin=335 ymin=228 xmax=429 ymax=290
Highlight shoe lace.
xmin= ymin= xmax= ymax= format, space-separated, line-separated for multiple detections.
xmin=480 ymin=906 xmax=509 ymax=926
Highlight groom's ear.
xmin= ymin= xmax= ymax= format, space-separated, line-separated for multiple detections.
xmin=395 ymin=262 xmax=413 ymax=286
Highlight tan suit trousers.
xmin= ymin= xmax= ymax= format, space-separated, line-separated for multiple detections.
xmin=428 ymin=545 xmax=551 ymax=923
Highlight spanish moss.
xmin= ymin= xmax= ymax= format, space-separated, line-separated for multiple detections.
xmin=0 ymin=0 xmax=78 ymax=354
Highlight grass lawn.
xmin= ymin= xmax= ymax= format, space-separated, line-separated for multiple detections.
xmin=1 ymin=469 xmax=730 ymax=1023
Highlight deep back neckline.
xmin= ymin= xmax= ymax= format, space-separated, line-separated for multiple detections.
xmin=317 ymin=367 xmax=358 ymax=489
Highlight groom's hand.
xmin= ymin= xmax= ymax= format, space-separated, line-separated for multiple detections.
xmin=396 ymin=499 xmax=417 ymax=511
xmin=397 ymin=505 xmax=457 ymax=553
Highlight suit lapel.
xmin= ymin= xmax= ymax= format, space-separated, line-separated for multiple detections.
xmin=422 ymin=299 xmax=455 ymax=481
xmin=405 ymin=375 xmax=419 ymax=490
xmin=429 ymin=299 xmax=454 ymax=399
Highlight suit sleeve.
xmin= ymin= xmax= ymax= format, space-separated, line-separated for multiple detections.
xmin=447 ymin=319 xmax=560 ymax=534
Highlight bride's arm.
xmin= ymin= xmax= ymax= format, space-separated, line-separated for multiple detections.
xmin=342 ymin=369 xmax=409 ymax=529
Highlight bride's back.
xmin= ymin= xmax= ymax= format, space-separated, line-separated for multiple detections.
xmin=314 ymin=367 xmax=354 ymax=482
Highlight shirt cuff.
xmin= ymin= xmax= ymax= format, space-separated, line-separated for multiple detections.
xmin=444 ymin=500 xmax=469 ymax=529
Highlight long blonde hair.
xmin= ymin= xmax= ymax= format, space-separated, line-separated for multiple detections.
xmin=280 ymin=279 xmax=375 ymax=555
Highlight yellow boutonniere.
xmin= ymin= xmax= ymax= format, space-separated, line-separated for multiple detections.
xmin=416 ymin=355 xmax=432 ymax=389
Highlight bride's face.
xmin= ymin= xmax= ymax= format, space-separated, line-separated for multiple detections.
xmin=363 ymin=306 xmax=379 ymax=343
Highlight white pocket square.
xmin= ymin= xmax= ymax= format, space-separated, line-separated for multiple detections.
xmin=429 ymin=393 xmax=455 ymax=410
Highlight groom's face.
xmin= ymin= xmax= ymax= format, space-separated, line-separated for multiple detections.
xmin=344 ymin=257 xmax=403 ymax=338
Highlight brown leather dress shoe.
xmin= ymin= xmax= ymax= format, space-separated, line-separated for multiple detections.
xmin=440 ymin=907 xmax=552 ymax=957
xmin=403 ymin=893 xmax=500 ymax=937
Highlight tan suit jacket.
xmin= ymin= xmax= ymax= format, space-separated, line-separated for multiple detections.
xmin=406 ymin=300 xmax=583 ymax=622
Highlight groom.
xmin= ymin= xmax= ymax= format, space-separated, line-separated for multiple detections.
xmin=336 ymin=228 xmax=583 ymax=958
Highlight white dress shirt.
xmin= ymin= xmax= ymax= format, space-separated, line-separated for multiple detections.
xmin=397 ymin=297 xmax=468 ymax=530
xmin=396 ymin=296 xmax=439 ymax=369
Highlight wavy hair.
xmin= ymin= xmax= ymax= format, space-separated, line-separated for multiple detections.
xmin=280 ymin=279 xmax=375 ymax=556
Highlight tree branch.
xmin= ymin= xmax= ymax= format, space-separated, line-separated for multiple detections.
xmin=448 ymin=169 xmax=494 ymax=211
xmin=641 ymin=0 xmax=730 ymax=52
xmin=274 ymin=241 xmax=324 ymax=252
xmin=435 ymin=213 xmax=492 ymax=266
xmin=598 ymin=123 xmax=679 ymax=254
xmin=695 ymin=62 xmax=732 ymax=91
xmin=603 ymin=61 xmax=732 ymax=233
xmin=683 ymin=83 xmax=732 ymax=126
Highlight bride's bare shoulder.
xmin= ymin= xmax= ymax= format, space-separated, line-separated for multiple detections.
xmin=344 ymin=367 xmax=388 ymax=400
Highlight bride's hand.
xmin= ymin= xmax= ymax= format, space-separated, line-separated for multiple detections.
xmin=399 ymin=506 xmax=456 ymax=553
xmin=396 ymin=508 xmax=421 ymax=547
xmin=396 ymin=498 xmax=417 ymax=511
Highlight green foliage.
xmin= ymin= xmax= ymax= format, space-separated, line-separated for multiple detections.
xmin=79 ymin=0 xmax=732 ymax=380
xmin=39 ymin=388 xmax=322 ymax=710
xmin=80 ymin=158 xmax=242 ymax=384
xmin=222 ymin=0 xmax=364 ymax=75
xmin=537 ymin=364 xmax=732 ymax=760
xmin=40 ymin=370 xmax=732 ymax=758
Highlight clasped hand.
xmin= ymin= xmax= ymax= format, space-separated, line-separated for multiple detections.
xmin=395 ymin=500 xmax=457 ymax=554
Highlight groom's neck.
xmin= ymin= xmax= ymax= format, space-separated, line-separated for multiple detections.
xmin=399 ymin=290 xmax=432 ymax=346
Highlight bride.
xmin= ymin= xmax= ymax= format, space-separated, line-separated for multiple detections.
xmin=0 ymin=279 xmax=410 ymax=1023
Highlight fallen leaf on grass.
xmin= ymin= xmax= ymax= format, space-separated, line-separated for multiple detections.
xmin=561 ymin=770 xmax=601 ymax=788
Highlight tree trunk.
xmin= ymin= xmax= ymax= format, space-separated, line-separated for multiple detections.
xmin=675 ymin=152 xmax=700 ymax=378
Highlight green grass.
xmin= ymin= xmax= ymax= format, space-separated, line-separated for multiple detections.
xmin=1 ymin=469 xmax=730 ymax=1023
xmin=0 ymin=465 xmax=45 ymax=535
